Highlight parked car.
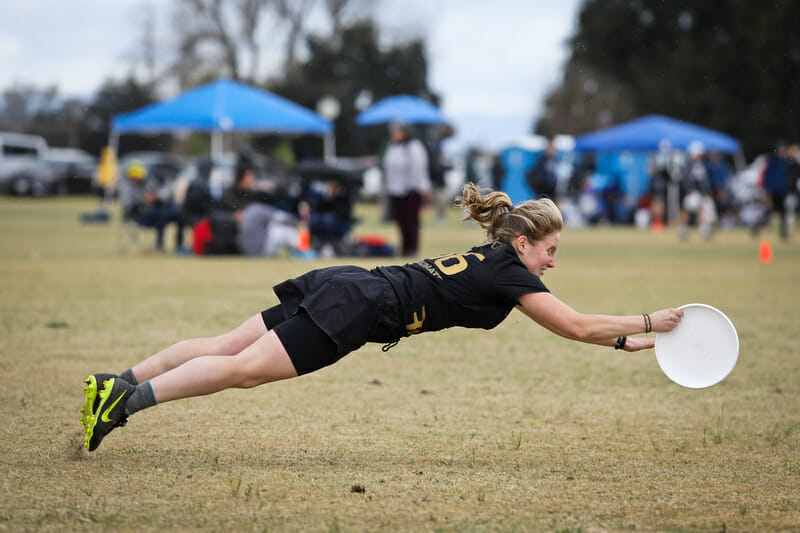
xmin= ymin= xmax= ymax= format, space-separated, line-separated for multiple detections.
xmin=0 ymin=132 xmax=49 ymax=194
xmin=0 ymin=133 xmax=101 ymax=196
xmin=44 ymin=148 xmax=97 ymax=194
xmin=0 ymin=159 xmax=60 ymax=196
xmin=0 ymin=131 xmax=47 ymax=161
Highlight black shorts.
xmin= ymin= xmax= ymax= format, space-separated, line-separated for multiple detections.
xmin=262 ymin=266 xmax=403 ymax=374
xmin=261 ymin=306 xmax=339 ymax=375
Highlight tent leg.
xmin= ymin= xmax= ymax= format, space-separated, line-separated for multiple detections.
xmin=324 ymin=133 xmax=336 ymax=162
xmin=211 ymin=131 xmax=223 ymax=162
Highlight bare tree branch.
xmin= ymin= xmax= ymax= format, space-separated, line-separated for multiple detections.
xmin=274 ymin=0 xmax=316 ymax=71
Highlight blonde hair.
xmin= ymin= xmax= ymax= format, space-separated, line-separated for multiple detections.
xmin=456 ymin=183 xmax=563 ymax=244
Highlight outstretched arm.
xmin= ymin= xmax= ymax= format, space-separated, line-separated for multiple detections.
xmin=516 ymin=292 xmax=683 ymax=352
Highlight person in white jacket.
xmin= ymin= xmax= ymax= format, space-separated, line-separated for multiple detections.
xmin=383 ymin=122 xmax=431 ymax=256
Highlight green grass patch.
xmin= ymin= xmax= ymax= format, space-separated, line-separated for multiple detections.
xmin=1 ymin=196 xmax=799 ymax=531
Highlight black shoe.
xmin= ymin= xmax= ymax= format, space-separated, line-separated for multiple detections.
xmin=80 ymin=373 xmax=116 ymax=430
xmin=81 ymin=376 xmax=135 ymax=451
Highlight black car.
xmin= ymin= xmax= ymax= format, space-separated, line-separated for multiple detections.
xmin=45 ymin=148 xmax=97 ymax=194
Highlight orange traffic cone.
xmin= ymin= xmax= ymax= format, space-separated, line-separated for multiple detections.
xmin=758 ymin=239 xmax=773 ymax=264
xmin=297 ymin=226 xmax=311 ymax=252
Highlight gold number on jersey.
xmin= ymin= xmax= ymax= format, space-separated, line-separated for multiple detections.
xmin=432 ymin=252 xmax=485 ymax=276
xmin=406 ymin=306 xmax=426 ymax=335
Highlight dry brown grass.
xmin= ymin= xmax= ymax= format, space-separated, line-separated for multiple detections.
xmin=0 ymin=196 xmax=798 ymax=531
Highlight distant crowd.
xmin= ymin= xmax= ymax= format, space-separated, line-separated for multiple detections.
xmin=118 ymin=151 xmax=372 ymax=258
xmin=505 ymin=138 xmax=800 ymax=241
xmin=117 ymin=133 xmax=800 ymax=258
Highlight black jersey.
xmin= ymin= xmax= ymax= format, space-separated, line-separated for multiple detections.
xmin=272 ymin=240 xmax=549 ymax=357
xmin=374 ymin=240 xmax=549 ymax=337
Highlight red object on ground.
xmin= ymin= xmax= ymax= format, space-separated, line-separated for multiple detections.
xmin=759 ymin=239 xmax=773 ymax=264
xmin=192 ymin=218 xmax=213 ymax=255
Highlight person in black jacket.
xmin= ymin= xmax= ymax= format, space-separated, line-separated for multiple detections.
xmin=80 ymin=183 xmax=684 ymax=452
xmin=526 ymin=139 xmax=558 ymax=200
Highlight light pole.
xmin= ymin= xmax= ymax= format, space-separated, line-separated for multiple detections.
xmin=316 ymin=96 xmax=340 ymax=162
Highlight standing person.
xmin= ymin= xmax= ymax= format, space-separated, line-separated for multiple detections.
xmin=526 ymin=138 xmax=558 ymax=201
xmin=80 ymin=183 xmax=684 ymax=452
xmin=427 ymin=123 xmax=455 ymax=226
xmin=490 ymin=152 xmax=505 ymax=192
xmin=649 ymin=140 xmax=678 ymax=228
xmin=788 ymin=144 xmax=800 ymax=217
xmin=704 ymin=151 xmax=734 ymax=228
xmin=677 ymin=142 xmax=715 ymax=240
xmin=755 ymin=141 xmax=792 ymax=240
xmin=383 ymin=122 xmax=431 ymax=256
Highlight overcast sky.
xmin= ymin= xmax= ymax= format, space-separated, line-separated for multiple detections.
xmin=0 ymin=0 xmax=582 ymax=151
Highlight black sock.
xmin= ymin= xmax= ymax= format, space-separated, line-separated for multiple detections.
xmin=124 ymin=381 xmax=157 ymax=416
xmin=119 ymin=368 xmax=139 ymax=386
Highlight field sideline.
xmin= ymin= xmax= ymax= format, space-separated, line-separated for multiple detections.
xmin=1 ymin=196 xmax=798 ymax=531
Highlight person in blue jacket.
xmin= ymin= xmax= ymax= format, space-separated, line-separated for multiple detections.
xmin=755 ymin=141 xmax=791 ymax=239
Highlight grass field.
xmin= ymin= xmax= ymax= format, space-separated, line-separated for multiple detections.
xmin=1 ymin=196 xmax=799 ymax=532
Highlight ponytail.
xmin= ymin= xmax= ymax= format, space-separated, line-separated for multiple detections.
xmin=456 ymin=183 xmax=563 ymax=244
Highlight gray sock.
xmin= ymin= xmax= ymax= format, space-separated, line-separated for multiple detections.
xmin=124 ymin=381 xmax=157 ymax=416
xmin=119 ymin=368 xmax=139 ymax=386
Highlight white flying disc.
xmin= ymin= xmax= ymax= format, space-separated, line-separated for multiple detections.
xmin=654 ymin=303 xmax=739 ymax=389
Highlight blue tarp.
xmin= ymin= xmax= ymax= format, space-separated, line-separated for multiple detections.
xmin=112 ymin=79 xmax=331 ymax=135
xmin=575 ymin=114 xmax=740 ymax=153
xmin=499 ymin=146 xmax=542 ymax=205
xmin=356 ymin=95 xmax=446 ymax=126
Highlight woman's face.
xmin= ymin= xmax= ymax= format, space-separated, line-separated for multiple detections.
xmin=515 ymin=232 xmax=560 ymax=277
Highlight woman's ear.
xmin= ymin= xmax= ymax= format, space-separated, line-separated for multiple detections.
xmin=516 ymin=235 xmax=528 ymax=253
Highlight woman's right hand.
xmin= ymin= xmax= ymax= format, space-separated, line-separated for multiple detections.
xmin=649 ymin=308 xmax=684 ymax=333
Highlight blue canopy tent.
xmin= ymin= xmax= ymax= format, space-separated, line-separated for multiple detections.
xmin=574 ymin=114 xmax=741 ymax=153
xmin=499 ymin=135 xmax=547 ymax=204
xmin=356 ymin=95 xmax=446 ymax=126
xmin=498 ymin=135 xmax=576 ymax=205
xmin=573 ymin=115 xmax=742 ymax=223
xmin=111 ymin=79 xmax=332 ymax=159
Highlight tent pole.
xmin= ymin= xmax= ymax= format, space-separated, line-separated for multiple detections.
xmin=211 ymin=131 xmax=223 ymax=162
xmin=324 ymin=133 xmax=336 ymax=162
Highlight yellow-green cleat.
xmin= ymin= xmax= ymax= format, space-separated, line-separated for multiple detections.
xmin=80 ymin=375 xmax=134 ymax=451
xmin=80 ymin=373 xmax=115 ymax=429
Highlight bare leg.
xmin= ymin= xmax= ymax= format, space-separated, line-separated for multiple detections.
xmin=131 ymin=314 xmax=267 ymax=382
xmin=148 ymin=330 xmax=298 ymax=404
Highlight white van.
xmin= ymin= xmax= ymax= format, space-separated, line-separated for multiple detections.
xmin=0 ymin=132 xmax=48 ymax=161
xmin=0 ymin=132 xmax=51 ymax=195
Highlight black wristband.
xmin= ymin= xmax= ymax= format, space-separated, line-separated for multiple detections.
xmin=614 ymin=336 xmax=627 ymax=350
xmin=643 ymin=313 xmax=652 ymax=333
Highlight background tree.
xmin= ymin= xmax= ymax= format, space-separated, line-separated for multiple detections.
xmin=268 ymin=18 xmax=438 ymax=157
xmin=81 ymin=77 xmax=161 ymax=156
xmin=537 ymin=0 xmax=800 ymax=157
xmin=0 ymin=77 xmax=160 ymax=156
xmin=167 ymin=0 xmax=372 ymax=89
xmin=169 ymin=0 xmax=272 ymax=87
xmin=535 ymin=61 xmax=635 ymax=137
xmin=0 ymin=0 xmax=432 ymax=161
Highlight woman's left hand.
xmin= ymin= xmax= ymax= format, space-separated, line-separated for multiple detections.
xmin=623 ymin=337 xmax=655 ymax=352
